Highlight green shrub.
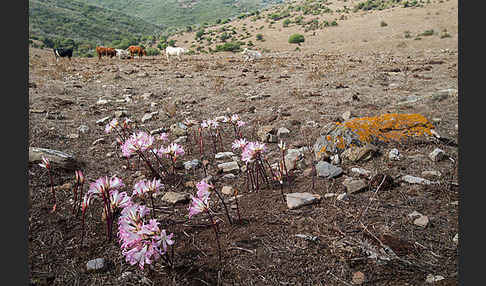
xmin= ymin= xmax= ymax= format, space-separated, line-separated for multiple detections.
xmin=196 ymin=30 xmax=205 ymax=39
xmin=288 ymin=33 xmax=305 ymax=44
xmin=145 ymin=47 xmax=160 ymax=56
xmin=215 ymin=41 xmax=241 ymax=52
xmin=380 ymin=21 xmax=388 ymax=27
xmin=420 ymin=29 xmax=434 ymax=36
xmin=283 ymin=19 xmax=291 ymax=27
xmin=256 ymin=33 xmax=264 ymax=41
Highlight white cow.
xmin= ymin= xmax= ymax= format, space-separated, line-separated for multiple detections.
xmin=241 ymin=48 xmax=262 ymax=61
xmin=165 ymin=46 xmax=187 ymax=62
xmin=115 ymin=49 xmax=130 ymax=59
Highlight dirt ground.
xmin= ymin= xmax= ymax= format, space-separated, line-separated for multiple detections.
xmin=28 ymin=2 xmax=458 ymax=285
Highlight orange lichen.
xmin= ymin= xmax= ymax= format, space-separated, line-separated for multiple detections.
xmin=336 ymin=113 xmax=434 ymax=143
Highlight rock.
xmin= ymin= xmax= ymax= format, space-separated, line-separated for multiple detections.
xmin=78 ymin=125 xmax=90 ymax=133
xmin=221 ymin=186 xmax=234 ymax=195
xmin=401 ymin=175 xmax=438 ymax=185
xmin=342 ymin=178 xmax=368 ymax=194
xmin=183 ymin=159 xmax=201 ymax=170
xmin=222 ymin=174 xmax=236 ymax=180
xmin=414 ymin=215 xmax=429 ymax=228
xmin=29 ymin=147 xmax=84 ymax=170
xmin=277 ymin=127 xmax=290 ymax=138
xmin=161 ymin=192 xmax=189 ymax=204
xmin=217 ymin=161 xmax=240 ymax=173
xmin=257 ymin=126 xmax=277 ymax=143
xmin=141 ymin=111 xmax=158 ymax=123
xmin=350 ymin=167 xmax=372 ymax=178
xmin=170 ymin=123 xmax=187 ymax=137
xmin=92 ymin=138 xmax=105 ymax=146
xmin=96 ymin=116 xmax=111 ymax=125
xmin=173 ymin=136 xmax=187 ymax=144
xmin=141 ymin=92 xmax=153 ymax=100
xmin=388 ymin=148 xmax=402 ymax=161
xmin=150 ymin=127 xmax=167 ymax=135
xmin=114 ymin=110 xmax=128 ymax=118
xmin=66 ymin=133 xmax=79 ymax=139
xmin=315 ymin=161 xmax=343 ymax=179
xmin=408 ymin=210 xmax=423 ymax=218
xmin=341 ymin=144 xmax=378 ymax=162
xmin=342 ymin=110 xmax=353 ymax=121
xmin=96 ymin=98 xmax=110 ymax=105
xmin=53 ymin=182 xmax=72 ymax=191
xmin=295 ymin=234 xmax=318 ymax=241
xmin=86 ymin=258 xmax=106 ymax=272
xmin=106 ymin=152 xmax=115 ymax=158
xmin=429 ymin=148 xmax=447 ymax=162
xmin=286 ymin=192 xmax=321 ymax=209
xmin=330 ymin=154 xmax=340 ymax=165
xmin=425 ymin=274 xmax=445 ymax=283
xmin=452 ymin=233 xmax=458 ymax=244
xmin=352 ymin=271 xmax=365 ymax=285
xmin=215 ymin=152 xmax=235 ymax=160
xmin=336 ymin=193 xmax=347 ymax=200
xmin=137 ymin=71 xmax=148 ymax=78
xmin=324 ymin=193 xmax=337 ymax=198
xmin=164 ymin=102 xmax=177 ymax=117
xmin=421 ymin=170 xmax=442 ymax=178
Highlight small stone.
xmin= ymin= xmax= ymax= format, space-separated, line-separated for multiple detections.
xmin=150 ymin=127 xmax=167 ymax=135
xmin=342 ymin=110 xmax=353 ymax=121
xmin=426 ymin=274 xmax=445 ymax=283
xmin=170 ymin=123 xmax=187 ymax=136
xmin=330 ymin=154 xmax=340 ymax=165
xmin=215 ymin=152 xmax=235 ymax=160
xmin=92 ymin=138 xmax=105 ymax=146
xmin=54 ymin=182 xmax=72 ymax=191
xmin=408 ymin=210 xmax=424 ymax=218
xmin=86 ymin=258 xmax=106 ymax=272
xmin=285 ymin=149 xmax=303 ymax=171
xmin=352 ymin=271 xmax=365 ymax=285
xmin=66 ymin=133 xmax=79 ymax=139
xmin=96 ymin=116 xmax=111 ymax=125
xmin=174 ymin=136 xmax=187 ymax=144
xmin=221 ymin=186 xmax=234 ymax=195
xmin=341 ymin=144 xmax=378 ymax=162
xmin=401 ymin=175 xmax=437 ymax=185
xmin=183 ymin=159 xmax=200 ymax=170
xmin=277 ymin=127 xmax=291 ymax=138
xmin=257 ymin=126 xmax=276 ymax=143
xmin=222 ymin=174 xmax=236 ymax=180
xmin=452 ymin=233 xmax=458 ymax=244
xmin=388 ymin=148 xmax=402 ymax=161
xmin=217 ymin=161 xmax=240 ymax=173
xmin=350 ymin=167 xmax=371 ymax=178
xmin=141 ymin=112 xmax=158 ymax=123
xmin=161 ymin=192 xmax=189 ymax=204
xmin=414 ymin=215 xmax=429 ymax=228
xmin=336 ymin=193 xmax=347 ymax=200
xmin=106 ymin=152 xmax=115 ymax=158
xmin=315 ymin=161 xmax=343 ymax=179
xmin=141 ymin=92 xmax=153 ymax=100
xmin=286 ymin=192 xmax=321 ymax=209
xmin=324 ymin=193 xmax=336 ymax=198
xmin=343 ymin=178 xmax=368 ymax=194
xmin=429 ymin=148 xmax=447 ymax=162
xmin=96 ymin=99 xmax=109 ymax=105
xmin=78 ymin=125 xmax=90 ymax=133
xmin=114 ymin=110 xmax=128 ymax=118
xmin=421 ymin=170 xmax=442 ymax=178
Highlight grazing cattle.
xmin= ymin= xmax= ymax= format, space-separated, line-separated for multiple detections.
xmin=96 ymin=46 xmax=116 ymax=60
xmin=53 ymin=48 xmax=73 ymax=62
xmin=165 ymin=46 xmax=187 ymax=63
xmin=115 ymin=49 xmax=130 ymax=59
xmin=127 ymin=46 xmax=147 ymax=59
xmin=241 ymin=48 xmax=262 ymax=62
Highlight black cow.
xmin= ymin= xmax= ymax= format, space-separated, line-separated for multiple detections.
xmin=53 ymin=48 xmax=73 ymax=62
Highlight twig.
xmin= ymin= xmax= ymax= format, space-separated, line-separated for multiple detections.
xmin=355 ymin=174 xmax=387 ymax=223
xmin=227 ymin=247 xmax=256 ymax=254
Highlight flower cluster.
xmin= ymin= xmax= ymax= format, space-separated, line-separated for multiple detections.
xmin=156 ymin=142 xmax=185 ymax=162
xmin=105 ymin=118 xmax=132 ymax=134
xmin=188 ymin=180 xmax=213 ymax=219
xmin=132 ymin=178 xmax=164 ymax=198
xmin=86 ymin=175 xmax=131 ymax=213
xmin=121 ymin=131 xmax=155 ymax=158
xmin=118 ymin=203 xmax=174 ymax=269
xmin=241 ymin=141 xmax=267 ymax=164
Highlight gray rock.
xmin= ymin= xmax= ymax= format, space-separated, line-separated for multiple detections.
xmin=285 ymin=149 xmax=303 ymax=171
xmin=414 ymin=215 xmax=429 ymax=228
xmin=183 ymin=159 xmax=201 ymax=170
xmin=215 ymin=152 xmax=235 ymax=160
xmin=114 ymin=110 xmax=128 ymax=118
xmin=425 ymin=274 xmax=445 ymax=283
xmin=150 ymin=127 xmax=167 ymax=135
xmin=66 ymin=133 xmax=79 ymax=139
xmin=350 ymin=167 xmax=371 ymax=178
xmin=277 ymin=127 xmax=290 ymax=138
xmin=324 ymin=193 xmax=337 ymax=198
xmin=330 ymin=154 xmax=340 ymax=165
xmin=388 ymin=148 xmax=402 ymax=161
xmin=341 ymin=144 xmax=378 ymax=162
xmin=78 ymin=125 xmax=90 ymax=133
xmin=342 ymin=178 xmax=368 ymax=194
xmin=29 ymin=147 xmax=84 ymax=170
xmin=141 ymin=111 xmax=158 ymax=123
xmin=141 ymin=92 xmax=154 ymax=100
xmin=421 ymin=170 xmax=442 ymax=178
xmin=96 ymin=116 xmax=111 ymax=125
xmin=341 ymin=110 xmax=353 ymax=121
xmin=452 ymin=233 xmax=458 ymax=244
xmin=336 ymin=193 xmax=347 ymax=200
xmin=96 ymin=98 xmax=110 ymax=105
xmin=221 ymin=186 xmax=235 ymax=195
xmin=170 ymin=123 xmax=188 ymax=136
xmin=401 ymin=175 xmax=438 ymax=185
xmin=315 ymin=161 xmax=343 ymax=179
xmin=174 ymin=136 xmax=187 ymax=144
xmin=408 ymin=210 xmax=423 ymax=218
xmin=286 ymin=192 xmax=321 ymax=209
xmin=222 ymin=174 xmax=236 ymax=180
xmin=217 ymin=161 xmax=240 ymax=173
xmin=429 ymin=148 xmax=447 ymax=162
xmin=86 ymin=258 xmax=106 ymax=272
xmin=161 ymin=192 xmax=189 ymax=204
xmin=257 ymin=126 xmax=276 ymax=143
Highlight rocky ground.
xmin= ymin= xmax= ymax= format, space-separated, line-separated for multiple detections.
xmin=28 ymin=4 xmax=458 ymax=284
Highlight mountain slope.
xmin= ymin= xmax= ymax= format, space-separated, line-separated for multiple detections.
xmin=29 ymin=0 xmax=163 ymax=44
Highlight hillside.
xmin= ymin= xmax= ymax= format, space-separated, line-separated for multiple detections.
xmin=29 ymin=0 xmax=163 ymax=45
xmin=168 ymin=0 xmax=457 ymax=55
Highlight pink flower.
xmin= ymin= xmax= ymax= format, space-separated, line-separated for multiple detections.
xmin=75 ymin=170 xmax=85 ymax=184
xmin=88 ymin=175 xmax=125 ymax=198
xmin=160 ymin=229 xmax=174 ymax=253
xmin=132 ymin=178 xmax=163 ymax=197
xmin=188 ymin=194 xmax=210 ymax=219
xmin=158 ymin=133 xmax=169 ymax=142
xmin=232 ymin=138 xmax=248 ymax=150
xmin=110 ymin=190 xmax=131 ymax=210
xmin=38 ymin=156 xmax=50 ymax=169
xmin=237 ymin=120 xmax=246 ymax=127
xmin=105 ymin=118 xmax=119 ymax=133
xmin=201 ymin=120 xmax=209 ymax=128
xmin=230 ymin=114 xmax=240 ymax=123
xmin=157 ymin=143 xmax=185 ymax=161
xmin=121 ymin=132 xmax=154 ymax=157
xmin=196 ymin=179 xmax=212 ymax=199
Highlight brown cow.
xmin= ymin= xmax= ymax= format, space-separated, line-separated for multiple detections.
xmin=96 ymin=46 xmax=116 ymax=60
xmin=127 ymin=46 xmax=147 ymax=59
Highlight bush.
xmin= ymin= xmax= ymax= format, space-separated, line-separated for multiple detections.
xmin=420 ymin=29 xmax=434 ymax=36
xmin=256 ymin=34 xmax=264 ymax=41
xmin=288 ymin=33 xmax=305 ymax=44
xmin=283 ymin=19 xmax=291 ymax=27
xmin=196 ymin=30 xmax=205 ymax=39
xmin=145 ymin=47 xmax=160 ymax=56
xmin=215 ymin=42 xmax=241 ymax=52
xmin=380 ymin=21 xmax=388 ymax=27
